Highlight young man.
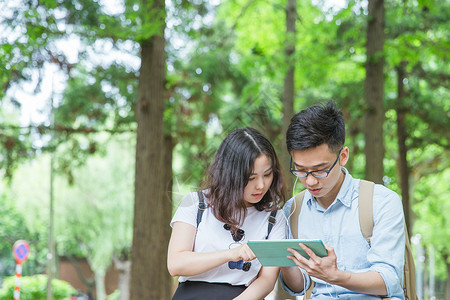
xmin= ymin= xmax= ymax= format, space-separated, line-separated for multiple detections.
xmin=280 ymin=101 xmax=405 ymax=299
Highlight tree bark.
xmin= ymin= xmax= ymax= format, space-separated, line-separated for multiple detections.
xmin=279 ymin=0 xmax=296 ymax=194
xmin=164 ymin=134 xmax=174 ymax=209
xmin=67 ymin=255 xmax=95 ymax=297
xmin=276 ymin=1 xmax=296 ymax=299
xmin=446 ymin=257 xmax=450 ymax=300
xmin=113 ymin=256 xmax=131 ymax=300
xmin=130 ymin=0 xmax=171 ymax=298
xmin=94 ymin=270 xmax=106 ymax=300
xmin=396 ymin=62 xmax=412 ymax=233
xmin=364 ymin=0 xmax=385 ymax=184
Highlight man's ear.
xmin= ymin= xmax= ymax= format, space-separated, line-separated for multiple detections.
xmin=340 ymin=146 xmax=349 ymax=167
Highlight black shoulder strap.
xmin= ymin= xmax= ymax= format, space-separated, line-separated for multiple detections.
xmin=196 ymin=191 xmax=206 ymax=227
xmin=197 ymin=191 xmax=277 ymax=238
xmin=265 ymin=210 xmax=277 ymax=239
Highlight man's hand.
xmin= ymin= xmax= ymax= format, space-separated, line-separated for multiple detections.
xmin=286 ymin=243 xmax=347 ymax=284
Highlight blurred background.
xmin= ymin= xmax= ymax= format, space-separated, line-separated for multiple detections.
xmin=0 ymin=0 xmax=448 ymax=299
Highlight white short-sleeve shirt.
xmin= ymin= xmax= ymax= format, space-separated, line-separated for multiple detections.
xmin=171 ymin=191 xmax=287 ymax=286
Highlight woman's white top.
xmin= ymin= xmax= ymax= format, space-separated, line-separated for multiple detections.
xmin=170 ymin=191 xmax=287 ymax=286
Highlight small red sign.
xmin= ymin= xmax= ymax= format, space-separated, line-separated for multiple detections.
xmin=13 ymin=240 xmax=30 ymax=263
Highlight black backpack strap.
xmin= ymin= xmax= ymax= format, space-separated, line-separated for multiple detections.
xmin=265 ymin=210 xmax=277 ymax=239
xmin=196 ymin=191 xmax=206 ymax=228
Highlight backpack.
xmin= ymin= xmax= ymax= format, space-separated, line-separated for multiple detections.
xmin=196 ymin=191 xmax=277 ymax=239
xmin=288 ymin=180 xmax=418 ymax=300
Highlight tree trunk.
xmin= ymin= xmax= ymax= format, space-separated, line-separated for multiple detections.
xmin=163 ymin=134 xmax=175 ymax=295
xmin=445 ymin=257 xmax=450 ymax=300
xmin=164 ymin=134 xmax=174 ymax=204
xmin=396 ymin=62 xmax=412 ymax=233
xmin=279 ymin=0 xmax=296 ymax=194
xmin=276 ymin=1 xmax=296 ymax=299
xmin=342 ymin=107 xmax=362 ymax=173
xmin=364 ymin=0 xmax=385 ymax=184
xmin=113 ymin=256 xmax=131 ymax=300
xmin=94 ymin=270 xmax=106 ymax=300
xmin=67 ymin=255 xmax=95 ymax=297
xmin=130 ymin=0 xmax=170 ymax=298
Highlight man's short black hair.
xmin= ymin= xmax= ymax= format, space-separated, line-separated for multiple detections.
xmin=286 ymin=100 xmax=345 ymax=153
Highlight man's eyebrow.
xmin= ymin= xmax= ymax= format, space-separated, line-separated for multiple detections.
xmin=293 ymin=162 xmax=328 ymax=168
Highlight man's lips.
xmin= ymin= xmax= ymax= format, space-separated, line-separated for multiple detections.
xmin=308 ymin=188 xmax=321 ymax=195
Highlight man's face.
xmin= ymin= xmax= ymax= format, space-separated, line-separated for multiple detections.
xmin=291 ymin=144 xmax=348 ymax=206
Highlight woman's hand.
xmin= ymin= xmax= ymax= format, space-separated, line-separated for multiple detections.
xmin=228 ymin=243 xmax=256 ymax=262
xmin=168 ymin=223 xmax=257 ymax=277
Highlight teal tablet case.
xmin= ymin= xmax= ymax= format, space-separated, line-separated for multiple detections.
xmin=247 ymin=239 xmax=328 ymax=267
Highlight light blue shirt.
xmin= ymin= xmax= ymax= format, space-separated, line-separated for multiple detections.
xmin=281 ymin=168 xmax=405 ymax=299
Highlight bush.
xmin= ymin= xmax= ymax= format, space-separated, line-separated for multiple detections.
xmin=0 ymin=275 xmax=76 ymax=300
xmin=107 ymin=290 xmax=120 ymax=300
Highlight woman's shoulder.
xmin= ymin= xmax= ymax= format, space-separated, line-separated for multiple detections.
xmin=174 ymin=191 xmax=204 ymax=213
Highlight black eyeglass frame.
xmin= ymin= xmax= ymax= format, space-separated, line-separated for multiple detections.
xmin=290 ymin=148 xmax=343 ymax=178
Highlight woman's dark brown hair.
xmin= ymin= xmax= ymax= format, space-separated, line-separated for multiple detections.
xmin=203 ymin=127 xmax=286 ymax=228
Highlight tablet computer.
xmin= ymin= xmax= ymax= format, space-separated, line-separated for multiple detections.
xmin=247 ymin=239 xmax=327 ymax=267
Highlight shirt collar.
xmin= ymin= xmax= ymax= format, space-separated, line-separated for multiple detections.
xmin=335 ymin=167 xmax=353 ymax=207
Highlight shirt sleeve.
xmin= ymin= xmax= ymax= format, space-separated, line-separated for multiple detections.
xmin=170 ymin=192 xmax=198 ymax=228
xmin=368 ymin=185 xmax=405 ymax=298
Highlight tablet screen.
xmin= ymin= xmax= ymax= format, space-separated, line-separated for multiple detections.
xmin=247 ymin=239 xmax=327 ymax=267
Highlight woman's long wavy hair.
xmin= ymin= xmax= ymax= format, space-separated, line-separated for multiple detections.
xmin=203 ymin=127 xmax=286 ymax=229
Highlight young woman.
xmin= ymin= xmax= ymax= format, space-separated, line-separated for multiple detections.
xmin=168 ymin=127 xmax=287 ymax=300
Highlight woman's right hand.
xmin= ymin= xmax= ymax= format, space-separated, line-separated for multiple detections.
xmin=228 ymin=243 xmax=256 ymax=262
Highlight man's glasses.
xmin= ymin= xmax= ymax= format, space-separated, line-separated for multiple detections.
xmin=290 ymin=148 xmax=343 ymax=179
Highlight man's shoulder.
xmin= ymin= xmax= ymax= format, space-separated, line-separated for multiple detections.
xmin=355 ymin=180 xmax=403 ymax=218
xmin=351 ymin=177 xmax=400 ymax=199
xmin=282 ymin=198 xmax=294 ymax=217
xmin=371 ymin=182 xmax=401 ymax=202
xmin=282 ymin=191 xmax=310 ymax=216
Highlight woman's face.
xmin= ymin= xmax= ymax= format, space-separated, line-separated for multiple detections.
xmin=243 ymin=154 xmax=274 ymax=207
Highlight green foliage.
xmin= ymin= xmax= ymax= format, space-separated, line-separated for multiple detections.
xmin=0 ymin=275 xmax=75 ymax=300
xmin=56 ymin=65 xmax=137 ymax=130
xmin=414 ymin=169 xmax=450 ymax=279
xmin=10 ymin=134 xmax=135 ymax=274
xmin=0 ymin=189 xmax=48 ymax=277
xmin=0 ymin=194 xmax=29 ymax=252
xmin=1 ymin=0 xmax=141 ymax=181
xmin=0 ymin=193 xmax=30 ymax=276
xmin=107 ymin=289 xmax=120 ymax=300
xmin=0 ymin=103 xmax=35 ymax=179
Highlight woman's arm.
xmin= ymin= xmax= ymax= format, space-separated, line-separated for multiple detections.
xmin=167 ymin=221 xmax=255 ymax=277
xmin=280 ymin=266 xmax=307 ymax=293
xmin=234 ymin=266 xmax=280 ymax=300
